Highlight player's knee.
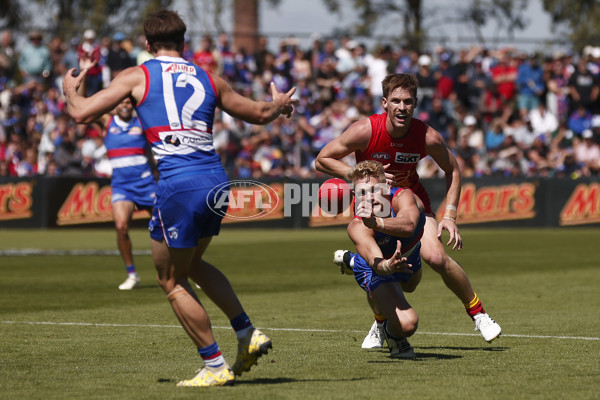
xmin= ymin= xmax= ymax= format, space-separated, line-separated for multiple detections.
xmin=423 ymin=251 xmax=449 ymax=272
xmin=115 ymin=223 xmax=129 ymax=237
xmin=402 ymin=316 xmax=418 ymax=337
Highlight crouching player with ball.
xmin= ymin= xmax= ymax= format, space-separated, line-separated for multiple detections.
xmin=342 ymin=160 xmax=426 ymax=358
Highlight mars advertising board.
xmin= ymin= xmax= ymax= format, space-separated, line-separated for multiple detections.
xmin=559 ymin=183 xmax=600 ymax=226
xmin=436 ymin=182 xmax=537 ymax=224
xmin=0 ymin=181 xmax=34 ymax=221
xmin=55 ymin=181 xmax=150 ymax=226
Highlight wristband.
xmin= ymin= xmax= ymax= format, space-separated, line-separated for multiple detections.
xmin=445 ymin=205 xmax=457 ymax=212
xmin=444 ymin=209 xmax=457 ymax=220
xmin=443 ymin=216 xmax=456 ymax=222
xmin=381 ymin=259 xmax=391 ymax=273
xmin=377 ymin=217 xmax=385 ymax=230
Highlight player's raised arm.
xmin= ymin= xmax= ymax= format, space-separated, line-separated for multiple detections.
xmin=63 ymin=65 xmax=145 ymax=125
xmin=315 ymin=118 xmax=371 ymax=179
xmin=213 ymin=74 xmax=297 ymax=124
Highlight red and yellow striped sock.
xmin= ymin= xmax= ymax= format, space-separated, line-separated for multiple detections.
xmin=374 ymin=313 xmax=386 ymax=325
xmin=464 ymin=293 xmax=485 ymax=319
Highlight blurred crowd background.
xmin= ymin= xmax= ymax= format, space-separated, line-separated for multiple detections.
xmin=2 ymin=28 xmax=600 ymax=180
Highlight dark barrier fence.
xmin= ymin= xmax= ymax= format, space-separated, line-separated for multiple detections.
xmin=1 ymin=176 xmax=599 ymax=229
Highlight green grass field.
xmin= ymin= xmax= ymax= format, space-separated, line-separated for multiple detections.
xmin=1 ymin=227 xmax=599 ymax=399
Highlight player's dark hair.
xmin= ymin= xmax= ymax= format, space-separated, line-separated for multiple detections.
xmin=144 ymin=9 xmax=186 ymax=53
xmin=381 ymin=73 xmax=419 ymax=99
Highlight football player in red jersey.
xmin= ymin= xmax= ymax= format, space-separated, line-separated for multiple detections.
xmin=317 ymin=73 xmax=501 ymax=346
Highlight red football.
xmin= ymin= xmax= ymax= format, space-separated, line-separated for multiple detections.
xmin=318 ymin=178 xmax=353 ymax=215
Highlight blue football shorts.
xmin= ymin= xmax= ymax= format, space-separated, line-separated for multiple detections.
xmin=111 ymin=178 xmax=156 ymax=211
xmin=351 ymin=243 xmax=422 ymax=293
xmin=149 ymin=171 xmax=230 ymax=248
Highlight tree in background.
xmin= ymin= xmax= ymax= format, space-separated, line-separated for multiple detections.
xmin=320 ymin=0 xmax=532 ymax=52
xmin=542 ymin=0 xmax=600 ymax=53
xmin=4 ymin=0 xmax=173 ymax=41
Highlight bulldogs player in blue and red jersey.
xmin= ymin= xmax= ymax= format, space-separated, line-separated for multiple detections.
xmin=318 ymin=74 xmax=501 ymax=348
xmin=63 ymin=10 xmax=297 ymax=387
xmin=342 ymin=160 xmax=426 ymax=359
xmin=103 ymin=98 xmax=156 ymax=290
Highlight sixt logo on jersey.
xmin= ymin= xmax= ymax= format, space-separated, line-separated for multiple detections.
xmin=394 ymin=152 xmax=420 ymax=163
xmin=371 ymin=152 xmax=390 ymax=160
xmin=162 ymin=63 xmax=197 ymax=75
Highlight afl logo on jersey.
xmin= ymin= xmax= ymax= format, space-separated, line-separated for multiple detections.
xmin=109 ymin=127 xmax=120 ymax=134
xmin=394 ymin=152 xmax=420 ymax=163
xmin=371 ymin=152 xmax=390 ymax=160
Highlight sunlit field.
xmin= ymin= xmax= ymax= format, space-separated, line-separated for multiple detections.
xmin=1 ymin=227 xmax=599 ymax=399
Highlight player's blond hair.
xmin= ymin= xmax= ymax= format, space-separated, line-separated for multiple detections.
xmin=347 ymin=160 xmax=386 ymax=184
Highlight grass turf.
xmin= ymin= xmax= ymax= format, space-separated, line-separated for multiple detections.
xmin=0 ymin=227 xmax=599 ymax=399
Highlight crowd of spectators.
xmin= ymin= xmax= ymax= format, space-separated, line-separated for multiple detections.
xmin=2 ymin=27 xmax=600 ymax=180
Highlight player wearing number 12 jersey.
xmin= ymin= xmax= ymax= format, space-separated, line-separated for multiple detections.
xmin=63 ymin=9 xmax=297 ymax=387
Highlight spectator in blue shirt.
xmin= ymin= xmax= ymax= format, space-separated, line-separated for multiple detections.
xmin=18 ymin=30 xmax=51 ymax=83
xmin=567 ymin=104 xmax=593 ymax=136
xmin=516 ymin=53 xmax=545 ymax=118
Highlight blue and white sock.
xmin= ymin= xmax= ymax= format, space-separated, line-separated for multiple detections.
xmin=198 ymin=342 xmax=225 ymax=369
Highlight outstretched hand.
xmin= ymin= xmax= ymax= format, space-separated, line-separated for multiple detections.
xmin=437 ymin=218 xmax=463 ymax=250
xmin=380 ymin=240 xmax=413 ymax=275
xmin=79 ymin=52 xmax=99 ymax=71
xmin=270 ymin=82 xmax=298 ymax=118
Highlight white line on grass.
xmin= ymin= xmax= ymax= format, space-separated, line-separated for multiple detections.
xmin=0 ymin=249 xmax=152 ymax=256
xmin=2 ymin=320 xmax=598 ymax=341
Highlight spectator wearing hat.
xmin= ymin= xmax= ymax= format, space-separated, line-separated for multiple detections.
xmin=18 ymin=30 xmax=51 ymax=84
xmin=106 ymin=32 xmax=134 ymax=80
xmin=415 ymin=53 xmax=436 ymax=114
xmin=458 ymin=114 xmax=485 ymax=154
xmin=78 ymin=29 xmax=102 ymax=96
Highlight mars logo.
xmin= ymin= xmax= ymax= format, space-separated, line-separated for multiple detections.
xmin=0 ymin=182 xmax=33 ymax=221
xmin=560 ymin=183 xmax=600 ymax=225
xmin=395 ymin=152 xmax=420 ymax=163
xmin=371 ymin=152 xmax=390 ymax=160
xmin=207 ymin=180 xmax=280 ymax=221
